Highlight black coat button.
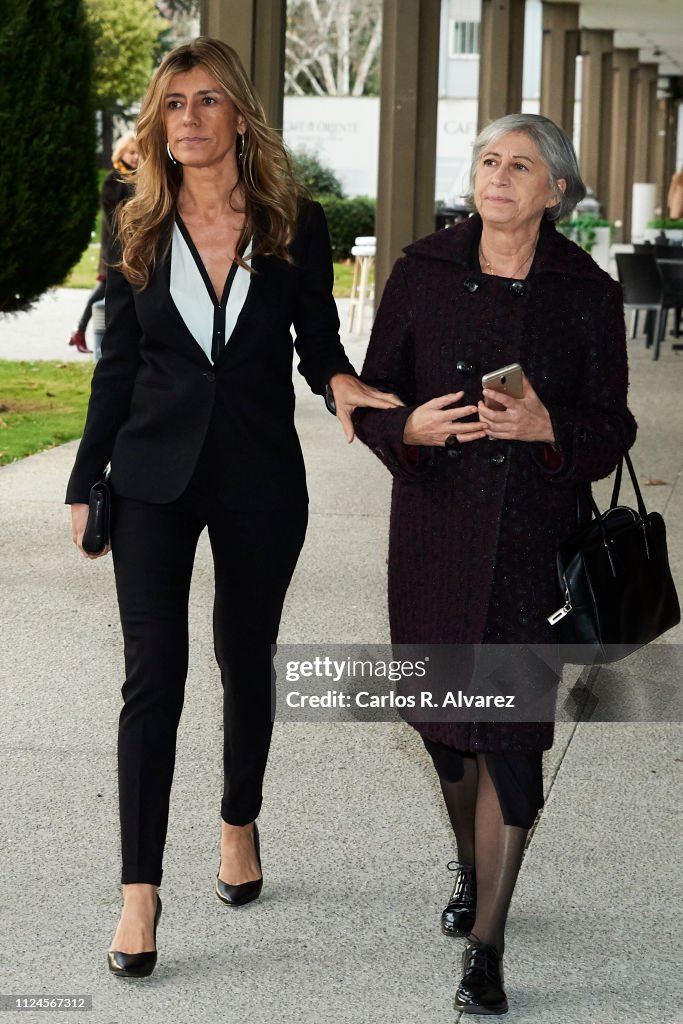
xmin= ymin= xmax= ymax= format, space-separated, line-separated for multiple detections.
xmin=463 ymin=278 xmax=479 ymax=293
xmin=203 ymin=371 xmax=216 ymax=382
xmin=489 ymin=451 xmax=506 ymax=465
xmin=456 ymin=359 xmax=473 ymax=375
xmin=509 ymin=280 xmax=526 ymax=297
xmin=445 ymin=435 xmax=462 ymax=459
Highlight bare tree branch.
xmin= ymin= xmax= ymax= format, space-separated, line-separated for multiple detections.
xmin=285 ymin=38 xmax=331 ymax=97
xmin=285 ymin=0 xmax=382 ymax=97
xmin=352 ymin=14 xmax=381 ymax=96
xmin=284 ymin=71 xmax=305 ymax=96
xmin=306 ymin=0 xmax=338 ymax=92
xmin=336 ymin=4 xmax=351 ymax=97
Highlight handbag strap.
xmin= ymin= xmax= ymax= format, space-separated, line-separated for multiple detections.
xmin=569 ymin=450 xmax=653 ymax=577
xmin=609 ymin=451 xmax=648 ymax=519
xmin=610 ymin=458 xmax=623 ymax=506
xmin=576 ymin=450 xmax=648 ymax=532
xmin=575 ymin=484 xmax=594 ymax=526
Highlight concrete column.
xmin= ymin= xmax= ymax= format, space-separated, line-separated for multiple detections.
xmin=477 ymin=0 xmax=525 ymax=131
xmin=540 ymin=2 xmax=579 ymax=133
xmin=632 ymin=64 xmax=660 ymax=185
xmin=200 ymin=0 xmax=286 ymax=129
xmin=579 ymin=29 xmax=613 ymax=209
xmin=375 ymin=0 xmax=441 ymax=301
xmin=606 ymin=48 xmax=639 ymax=239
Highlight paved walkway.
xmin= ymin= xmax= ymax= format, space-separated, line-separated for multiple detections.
xmin=0 ymin=288 xmax=681 ymax=1023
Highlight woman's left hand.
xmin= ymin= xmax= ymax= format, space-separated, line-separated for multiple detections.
xmin=328 ymin=373 xmax=404 ymax=442
xmin=478 ymin=372 xmax=555 ymax=444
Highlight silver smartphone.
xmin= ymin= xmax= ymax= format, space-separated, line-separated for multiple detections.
xmin=481 ymin=363 xmax=523 ymax=412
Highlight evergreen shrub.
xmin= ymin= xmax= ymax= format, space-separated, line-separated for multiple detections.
xmin=0 ymin=0 xmax=98 ymax=313
xmin=291 ymin=149 xmax=344 ymax=198
xmin=316 ymin=195 xmax=375 ymax=260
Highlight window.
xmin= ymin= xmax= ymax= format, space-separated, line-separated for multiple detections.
xmin=449 ymin=20 xmax=480 ymax=58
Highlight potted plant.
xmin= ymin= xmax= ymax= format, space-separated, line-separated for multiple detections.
xmin=557 ymin=214 xmax=615 ymax=271
xmin=645 ymin=218 xmax=683 ymax=243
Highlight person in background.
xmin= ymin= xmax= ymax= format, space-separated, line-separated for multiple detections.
xmin=68 ymin=133 xmax=139 ymax=354
xmin=354 ymin=113 xmax=636 ymax=1016
xmin=667 ymin=163 xmax=683 ymax=221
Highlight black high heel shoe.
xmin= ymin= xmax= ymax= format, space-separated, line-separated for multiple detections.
xmin=108 ymin=894 xmax=162 ymax=979
xmin=215 ymin=822 xmax=263 ymax=907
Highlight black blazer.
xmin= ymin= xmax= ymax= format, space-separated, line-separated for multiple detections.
xmin=66 ymin=200 xmax=355 ymax=508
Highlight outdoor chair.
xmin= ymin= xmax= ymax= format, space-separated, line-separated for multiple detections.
xmin=629 ymin=243 xmax=654 ymax=334
xmin=347 ymin=235 xmax=376 ymax=335
xmin=654 ymin=244 xmax=683 ymax=261
xmin=615 ymin=252 xmax=665 ymax=359
xmin=657 ymin=260 xmax=683 ymax=346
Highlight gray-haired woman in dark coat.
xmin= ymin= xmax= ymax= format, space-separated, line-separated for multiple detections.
xmin=354 ymin=113 xmax=636 ymax=1015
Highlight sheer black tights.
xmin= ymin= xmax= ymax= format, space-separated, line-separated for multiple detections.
xmin=437 ymin=755 xmax=477 ymax=866
xmin=438 ymin=753 xmax=527 ymax=955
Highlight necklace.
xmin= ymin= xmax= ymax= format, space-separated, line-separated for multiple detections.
xmin=479 ymin=233 xmax=539 ymax=279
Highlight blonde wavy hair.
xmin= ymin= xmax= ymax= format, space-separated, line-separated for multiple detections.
xmin=118 ymin=37 xmax=303 ymax=288
xmin=111 ymin=132 xmax=137 ymax=167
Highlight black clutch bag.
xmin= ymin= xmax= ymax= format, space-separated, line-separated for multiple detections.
xmin=82 ymin=470 xmax=111 ymax=555
xmin=548 ymin=451 xmax=680 ymax=663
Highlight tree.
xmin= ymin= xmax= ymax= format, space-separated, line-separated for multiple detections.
xmin=291 ymin=150 xmax=344 ymax=197
xmin=85 ymin=0 xmax=166 ymax=162
xmin=155 ymin=0 xmax=200 ymax=53
xmin=0 ymin=0 xmax=98 ymax=313
xmin=285 ymin=0 xmax=382 ymax=97
xmin=157 ymin=0 xmax=199 ymax=13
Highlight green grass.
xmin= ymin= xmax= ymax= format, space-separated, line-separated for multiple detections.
xmin=333 ymin=261 xmax=354 ymax=297
xmin=62 ymin=243 xmax=101 ymax=288
xmin=333 ymin=260 xmax=374 ymax=298
xmin=0 ymin=361 xmax=94 ymax=465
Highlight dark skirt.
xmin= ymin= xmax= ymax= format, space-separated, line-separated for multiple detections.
xmin=422 ymin=736 xmax=544 ymax=830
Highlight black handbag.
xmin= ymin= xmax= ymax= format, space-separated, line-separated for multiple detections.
xmin=548 ymin=451 xmax=680 ymax=663
xmin=82 ymin=470 xmax=111 ymax=555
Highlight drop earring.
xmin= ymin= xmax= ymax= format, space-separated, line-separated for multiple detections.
xmin=166 ymin=141 xmax=178 ymax=165
xmin=237 ymin=132 xmax=245 ymax=162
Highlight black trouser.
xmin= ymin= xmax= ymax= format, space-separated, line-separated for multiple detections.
xmin=78 ymin=278 xmax=106 ymax=332
xmin=110 ymin=481 xmax=307 ymax=885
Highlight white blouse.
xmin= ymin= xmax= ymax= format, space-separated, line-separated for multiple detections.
xmin=170 ymin=219 xmax=253 ymax=364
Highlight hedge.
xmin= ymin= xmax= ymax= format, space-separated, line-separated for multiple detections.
xmin=0 ymin=0 xmax=98 ymax=313
xmin=316 ymin=195 xmax=376 ymax=260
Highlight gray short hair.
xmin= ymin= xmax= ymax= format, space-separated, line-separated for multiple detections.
xmin=464 ymin=113 xmax=586 ymax=222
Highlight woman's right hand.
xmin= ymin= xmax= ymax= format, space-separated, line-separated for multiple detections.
xmin=403 ymin=392 xmax=488 ymax=446
xmin=71 ymin=503 xmax=111 ymax=559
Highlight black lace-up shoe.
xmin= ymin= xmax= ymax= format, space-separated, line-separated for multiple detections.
xmin=454 ymin=938 xmax=508 ymax=1015
xmin=441 ymin=861 xmax=477 ymax=936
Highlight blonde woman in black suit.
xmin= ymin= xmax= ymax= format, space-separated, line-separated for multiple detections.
xmin=67 ymin=36 xmax=399 ymax=978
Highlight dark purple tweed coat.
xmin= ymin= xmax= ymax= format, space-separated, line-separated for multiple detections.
xmin=353 ymin=214 xmax=637 ymax=753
